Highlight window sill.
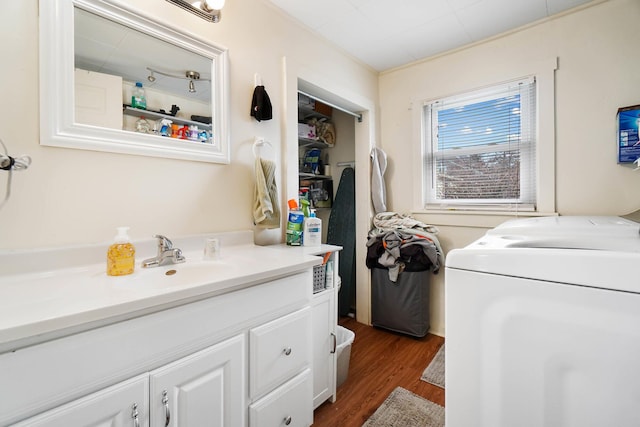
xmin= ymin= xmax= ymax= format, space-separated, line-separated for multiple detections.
xmin=410 ymin=209 xmax=558 ymax=229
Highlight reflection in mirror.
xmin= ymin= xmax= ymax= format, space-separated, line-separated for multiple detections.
xmin=40 ymin=0 xmax=230 ymax=163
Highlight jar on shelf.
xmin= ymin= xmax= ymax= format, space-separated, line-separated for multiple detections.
xmin=135 ymin=116 xmax=151 ymax=133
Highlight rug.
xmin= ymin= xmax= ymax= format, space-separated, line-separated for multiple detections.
xmin=421 ymin=344 xmax=445 ymax=388
xmin=362 ymin=387 xmax=444 ymax=427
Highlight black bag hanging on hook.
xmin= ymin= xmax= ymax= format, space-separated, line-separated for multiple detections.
xmin=250 ymin=85 xmax=273 ymax=122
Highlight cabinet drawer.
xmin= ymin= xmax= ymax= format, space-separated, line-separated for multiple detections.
xmin=250 ymin=307 xmax=311 ymax=399
xmin=249 ymin=369 xmax=312 ymax=427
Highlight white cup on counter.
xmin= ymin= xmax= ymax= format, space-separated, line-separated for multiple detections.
xmin=204 ymin=237 xmax=221 ymax=260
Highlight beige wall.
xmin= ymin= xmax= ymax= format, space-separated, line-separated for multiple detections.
xmin=4 ymin=0 xmax=640 ymax=336
xmin=379 ymin=0 xmax=640 ymax=336
xmin=0 ymin=0 xmax=378 ymax=250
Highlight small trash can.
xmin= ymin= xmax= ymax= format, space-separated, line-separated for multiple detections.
xmin=336 ymin=325 xmax=355 ymax=387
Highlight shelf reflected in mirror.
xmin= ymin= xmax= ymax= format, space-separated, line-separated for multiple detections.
xmin=40 ymin=0 xmax=230 ymax=163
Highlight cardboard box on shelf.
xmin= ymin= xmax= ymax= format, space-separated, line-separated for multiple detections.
xmin=314 ymin=101 xmax=333 ymax=117
xmin=298 ymin=123 xmax=317 ymax=139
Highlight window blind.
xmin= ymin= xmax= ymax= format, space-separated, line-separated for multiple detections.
xmin=424 ymin=77 xmax=537 ymax=211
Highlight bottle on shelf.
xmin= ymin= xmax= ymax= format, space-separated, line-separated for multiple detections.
xmin=131 ymin=82 xmax=147 ymax=110
xmin=159 ymin=119 xmax=172 ymax=137
xmin=135 ymin=116 xmax=151 ymax=133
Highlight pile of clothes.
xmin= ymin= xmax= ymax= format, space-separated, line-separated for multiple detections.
xmin=366 ymin=212 xmax=443 ymax=282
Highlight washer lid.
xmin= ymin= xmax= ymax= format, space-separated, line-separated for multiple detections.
xmin=446 ymin=216 xmax=640 ymax=292
xmin=487 ymin=215 xmax=639 ymax=240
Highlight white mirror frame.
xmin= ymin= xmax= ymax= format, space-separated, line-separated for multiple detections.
xmin=39 ymin=0 xmax=231 ymax=164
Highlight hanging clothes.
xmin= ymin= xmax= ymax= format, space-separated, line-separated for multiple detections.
xmin=250 ymin=85 xmax=273 ymax=122
xmin=370 ymin=147 xmax=387 ymax=213
xmin=327 ymin=167 xmax=356 ymax=317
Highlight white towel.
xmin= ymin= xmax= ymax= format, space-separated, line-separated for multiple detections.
xmin=253 ymin=157 xmax=280 ymax=228
xmin=371 ymin=147 xmax=387 ymax=214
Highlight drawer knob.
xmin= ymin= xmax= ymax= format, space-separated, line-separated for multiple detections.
xmin=284 ymin=415 xmax=292 ymax=425
xmin=283 ymin=347 xmax=292 ymax=356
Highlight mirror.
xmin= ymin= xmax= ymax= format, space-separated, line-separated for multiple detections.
xmin=39 ymin=0 xmax=230 ymax=163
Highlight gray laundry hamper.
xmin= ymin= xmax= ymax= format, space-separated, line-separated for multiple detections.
xmin=371 ymin=268 xmax=430 ymax=337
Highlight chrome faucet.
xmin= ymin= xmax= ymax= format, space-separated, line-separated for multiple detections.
xmin=142 ymin=235 xmax=186 ymax=268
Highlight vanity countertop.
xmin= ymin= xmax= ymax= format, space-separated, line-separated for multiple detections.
xmin=0 ymin=231 xmax=323 ymax=353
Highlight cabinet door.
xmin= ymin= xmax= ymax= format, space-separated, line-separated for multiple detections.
xmin=13 ymin=374 xmax=148 ymax=427
xmin=311 ymin=288 xmax=337 ymax=409
xmin=149 ymin=334 xmax=245 ymax=427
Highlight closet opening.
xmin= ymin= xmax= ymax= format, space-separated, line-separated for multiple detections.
xmin=296 ymin=84 xmax=359 ymax=318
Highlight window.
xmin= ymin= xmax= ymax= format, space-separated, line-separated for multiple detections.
xmin=423 ymin=77 xmax=536 ymax=211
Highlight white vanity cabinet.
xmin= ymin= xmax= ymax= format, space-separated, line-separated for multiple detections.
xmin=311 ymin=286 xmax=337 ymax=409
xmin=1 ymin=269 xmax=314 ymax=427
xmin=14 ymin=335 xmax=245 ymax=427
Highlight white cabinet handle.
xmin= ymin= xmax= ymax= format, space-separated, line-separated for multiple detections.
xmin=283 ymin=347 xmax=292 ymax=356
xmin=131 ymin=403 xmax=140 ymax=427
xmin=162 ymin=390 xmax=171 ymax=427
xmin=284 ymin=415 xmax=292 ymax=425
xmin=331 ymin=332 xmax=337 ymax=354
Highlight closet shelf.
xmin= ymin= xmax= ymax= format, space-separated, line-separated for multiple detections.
xmin=298 ymin=105 xmax=331 ymax=122
xmin=299 ymin=172 xmax=332 ymax=180
xmin=299 ymin=137 xmax=330 ymax=149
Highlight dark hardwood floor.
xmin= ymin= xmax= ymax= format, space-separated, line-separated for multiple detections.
xmin=312 ymin=317 xmax=445 ymax=427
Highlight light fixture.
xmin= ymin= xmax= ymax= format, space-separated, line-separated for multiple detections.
xmin=165 ymin=0 xmax=225 ymax=23
xmin=146 ymin=67 xmax=209 ymax=94
xmin=186 ymin=70 xmax=200 ymax=93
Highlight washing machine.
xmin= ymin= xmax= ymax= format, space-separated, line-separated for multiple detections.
xmin=445 ymin=215 xmax=640 ymax=427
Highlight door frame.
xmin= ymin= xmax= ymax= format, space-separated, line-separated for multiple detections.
xmin=281 ymin=57 xmax=375 ymax=325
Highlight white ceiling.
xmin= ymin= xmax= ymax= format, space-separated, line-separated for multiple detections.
xmin=75 ymin=8 xmax=212 ymax=102
xmin=265 ymin=0 xmax=595 ymax=71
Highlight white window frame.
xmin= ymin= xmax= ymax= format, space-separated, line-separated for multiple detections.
xmin=423 ymin=77 xmax=536 ymax=210
xmin=412 ymin=57 xmax=558 ymax=219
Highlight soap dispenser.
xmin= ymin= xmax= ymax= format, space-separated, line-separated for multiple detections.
xmin=107 ymin=227 xmax=135 ymax=276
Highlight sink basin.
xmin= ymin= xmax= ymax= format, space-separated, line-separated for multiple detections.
xmin=114 ymin=256 xmax=236 ymax=290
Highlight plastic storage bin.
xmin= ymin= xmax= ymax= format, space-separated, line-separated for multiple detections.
xmin=336 ymin=325 xmax=355 ymax=387
xmin=313 ymin=264 xmax=326 ymax=293
xmin=371 ymin=268 xmax=430 ymax=337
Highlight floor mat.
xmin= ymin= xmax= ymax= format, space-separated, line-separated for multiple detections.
xmin=362 ymin=387 xmax=444 ymax=427
xmin=420 ymin=344 xmax=445 ymax=388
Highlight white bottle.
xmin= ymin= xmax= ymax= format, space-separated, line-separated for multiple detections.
xmin=325 ymin=260 xmax=334 ymax=288
xmin=303 ymin=211 xmax=322 ymax=247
